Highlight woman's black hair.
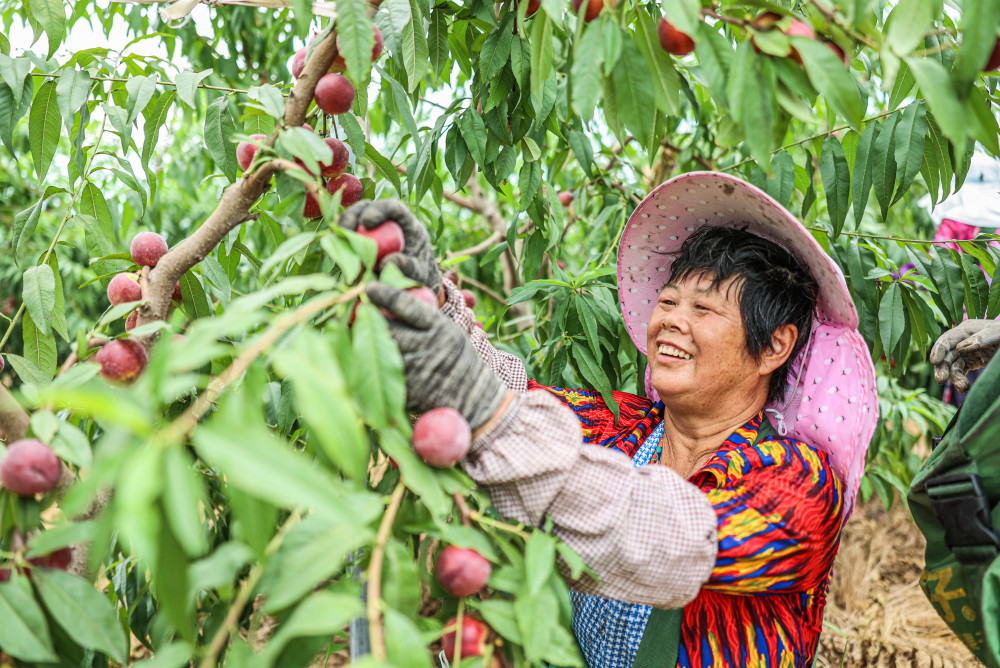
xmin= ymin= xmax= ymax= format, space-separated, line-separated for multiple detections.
xmin=666 ymin=226 xmax=818 ymax=405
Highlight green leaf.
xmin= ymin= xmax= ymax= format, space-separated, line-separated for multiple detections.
xmin=383 ymin=607 xmax=434 ymax=668
xmin=33 ymin=569 xmax=128 ymax=663
xmin=428 ymin=6 xmax=450 ymax=79
xmin=571 ymin=344 xmax=619 ymax=422
xmin=967 ymin=85 xmax=1000 ymax=156
xmin=929 ymin=247 xmax=966 ymax=325
xmin=891 ymin=100 xmax=927 ymax=204
xmin=886 ymin=0 xmax=934 ymax=57
xmin=0 ymin=77 xmax=33 ymax=154
xmin=79 ymin=181 xmax=114 ymax=239
xmin=377 ymin=428 xmax=451 ymax=516
xmin=728 ymin=42 xmax=774 ymax=170
xmin=529 ymin=12 xmax=554 ymax=108
xmin=178 ymin=272 xmax=213 ymax=321
xmin=634 ymin=7 xmax=680 ymax=115
xmin=339 ymin=111 xmax=367 ymax=160
xmin=271 ymin=329 xmax=369 ymax=481
xmin=480 ymin=17 xmax=514 ymax=81
xmin=204 ymin=95 xmax=237 ymax=182
xmin=400 ymin=0 xmax=429 ymax=92
xmin=365 ymin=143 xmax=402 ymax=195
xmin=660 ymin=0 xmax=701 ymax=37
xmin=46 ymin=253 xmax=69 ymax=342
xmin=349 ymin=304 xmax=407 ymax=429
xmin=878 ymin=282 xmax=904 ymax=360
xmin=524 ymin=531 xmax=555 ymax=596
xmin=608 ymin=38 xmax=656 ymax=149
xmin=0 ymin=55 xmax=32 ymax=102
xmin=793 ymin=37 xmax=863 ymax=132
xmin=51 ymin=421 xmax=93 ymax=469
xmin=336 ymin=0 xmax=375 ymax=86
xmin=22 ymin=312 xmax=57 ymax=379
xmin=125 ymin=74 xmax=157 ymax=124
xmin=12 ymin=198 xmax=43 ymax=258
xmin=819 ymin=135 xmax=850 ymax=237
xmin=0 ymin=578 xmax=57 ymax=662
xmin=22 ymin=264 xmax=55 ymax=337
xmin=247 ymin=84 xmax=285 ymax=119
xmin=257 ymin=592 xmax=362 ymax=666
xmin=960 ymin=252 xmax=989 ymax=319
xmin=695 ymin=23 xmax=732 ymax=106
xmin=174 ymin=69 xmax=212 ymax=108
xmin=478 ymin=599 xmax=523 ymax=643
xmin=906 ymin=57 xmax=966 ymax=151
xmin=4 ymin=353 xmax=51 ymax=386
xmin=851 ymin=122 xmax=882 ymax=226
xmin=459 ymin=109 xmax=487 ymax=164
xmin=570 ymin=22 xmax=603 ymax=120
xmin=870 ymin=114 xmax=899 ymax=220
xmin=28 ymin=80 xmax=61 ymax=182
xmin=27 ymin=0 xmax=65 ymax=57
xmin=568 ymin=130 xmax=593 ymax=177
xmin=55 ymin=69 xmax=90 ymax=131
xmin=953 ymin=0 xmax=1000 ymax=85
xmin=163 ymin=447 xmax=209 ymax=557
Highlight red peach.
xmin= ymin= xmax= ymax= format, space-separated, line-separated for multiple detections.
xmin=292 ymin=47 xmax=307 ymax=78
xmin=304 ymin=190 xmax=323 ymax=219
xmin=320 ymin=137 xmax=350 ymax=177
xmin=27 ymin=546 xmax=73 ymax=571
xmin=658 ymin=18 xmax=695 ymax=56
xmin=987 ymin=38 xmax=1000 ymax=71
xmin=525 ymin=0 xmax=541 ymax=16
xmin=0 ymin=439 xmax=61 ymax=497
xmin=436 ymin=546 xmax=492 ymax=597
xmin=408 ymin=286 xmax=438 ymax=308
xmin=461 ymin=289 xmax=477 ymax=309
xmin=130 ymin=232 xmax=169 ymax=267
xmin=107 ymin=273 xmax=141 ymax=305
xmin=442 ymin=616 xmax=489 ymax=660
xmin=172 ymin=280 xmax=183 ymax=304
xmin=95 ymin=339 xmax=148 ymax=385
xmin=0 ymin=355 xmax=4 ymax=373
xmin=125 ymin=311 xmax=137 ymax=331
xmin=327 ymin=173 xmax=364 ymax=207
xmin=571 ymin=0 xmax=613 ymax=23
xmin=412 ymin=407 xmax=471 ymax=467
xmin=237 ymin=134 xmax=267 ymax=171
xmin=825 ymin=41 xmax=849 ymax=66
xmin=558 ymin=191 xmax=574 ymax=207
xmin=357 ymin=221 xmax=406 ymax=265
xmin=314 ymin=73 xmax=356 ymax=115
xmin=443 ymin=270 xmax=459 ymax=285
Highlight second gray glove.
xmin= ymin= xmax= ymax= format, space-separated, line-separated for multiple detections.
xmin=929 ymin=319 xmax=1000 ymax=392
xmin=340 ymin=199 xmax=442 ymax=293
xmin=366 ymin=282 xmax=506 ymax=430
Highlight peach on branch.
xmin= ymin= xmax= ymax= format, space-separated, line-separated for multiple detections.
xmin=571 ymin=0 xmax=614 ymax=23
xmin=314 ymin=73 xmax=356 ymax=115
xmin=237 ymin=134 xmax=267 ymax=171
xmin=557 ymin=191 xmax=574 ymax=207
xmin=987 ymin=38 xmax=1000 ymax=71
xmin=327 ymin=173 xmax=364 ymax=207
xmin=442 ymin=616 xmax=490 ymax=660
xmin=319 ymin=137 xmax=350 ymax=177
xmin=412 ymin=407 xmax=471 ymax=467
xmin=331 ymin=24 xmax=385 ymax=71
xmin=125 ymin=311 xmax=137 ymax=331
xmin=357 ymin=220 xmax=405 ymax=265
xmin=172 ymin=280 xmax=183 ymax=304
xmin=107 ymin=273 xmax=141 ymax=306
xmin=461 ymin=289 xmax=477 ymax=309
xmin=436 ymin=546 xmax=492 ymax=597
xmin=0 ymin=439 xmax=61 ymax=496
xmin=751 ymin=12 xmax=815 ymax=64
xmin=95 ymin=339 xmax=148 ymax=385
xmin=525 ymin=0 xmax=541 ymax=16
xmin=131 ymin=231 xmax=169 ymax=267
xmin=303 ymin=190 xmax=323 ymax=219
xmin=27 ymin=546 xmax=73 ymax=571
xmin=658 ymin=18 xmax=695 ymax=56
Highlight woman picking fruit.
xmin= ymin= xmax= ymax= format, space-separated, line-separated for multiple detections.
xmin=340 ymin=172 xmax=877 ymax=667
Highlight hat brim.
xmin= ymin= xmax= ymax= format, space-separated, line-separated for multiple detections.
xmin=618 ymin=172 xmax=858 ymax=354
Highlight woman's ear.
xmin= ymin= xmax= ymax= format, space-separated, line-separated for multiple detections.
xmin=759 ymin=323 xmax=799 ymax=375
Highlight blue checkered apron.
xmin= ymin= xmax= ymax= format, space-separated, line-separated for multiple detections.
xmin=569 ymin=421 xmax=665 ymax=667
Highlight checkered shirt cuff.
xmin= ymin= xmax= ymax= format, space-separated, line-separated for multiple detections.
xmin=465 ymin=389 xmax=719 ymax=608
xmin=440 ymin=278 xmax=528 ymax=392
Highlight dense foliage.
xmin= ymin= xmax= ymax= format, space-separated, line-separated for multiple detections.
xmin=0 ymin=0 xmax=994 ymax=663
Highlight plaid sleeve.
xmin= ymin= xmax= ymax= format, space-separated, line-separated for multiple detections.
xmin=465 ymin=389 xmax=719 ymax=608
xmin=439 ymin=277 xmax=528 ymax=392
xmin=703 ymin=439 xmax=844 ymax=594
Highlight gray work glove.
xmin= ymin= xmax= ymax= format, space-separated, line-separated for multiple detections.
xmin=339 ymin=199 xmax=442 ymax=292
xmin=366 ymin=282 xmax=505 ymax=430
xmin=929 ymin=319 xmax=1000 ymax=393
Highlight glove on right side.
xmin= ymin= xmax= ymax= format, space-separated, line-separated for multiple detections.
xmin=339 ymin=199 xmax=442 ymax=293
xmin=929 ymin=319 xmax=1000 ymax=393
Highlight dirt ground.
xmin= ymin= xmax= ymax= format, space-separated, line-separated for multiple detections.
xmin=815 ymin=497 xmax=979 ymax=668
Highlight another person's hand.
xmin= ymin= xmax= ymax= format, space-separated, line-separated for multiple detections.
xmin=366 ymin=282 xmax=505 ymax=429
xmin=340 ymin=199 xmax=442 ymax=292
xmin=929 ymin=319 xmax=1000 ymax=392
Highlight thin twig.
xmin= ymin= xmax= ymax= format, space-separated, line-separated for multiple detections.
xmin=451 ymin=492 xmax=473 ymax=528
xmin=29 ymin=72 xmax=249 ymax=95
xmin=455 ymin=276 xmax=507 ymax=305
xmin=468 ymin=510 xmax=531 ymax=540
xmin=368 ymin=482 xmax=406 ymax=660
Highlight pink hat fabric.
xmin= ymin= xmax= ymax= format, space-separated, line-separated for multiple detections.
xmin=621 ymin=172 xmax=877 ymax=519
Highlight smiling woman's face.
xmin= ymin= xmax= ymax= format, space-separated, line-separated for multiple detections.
xmin=646 ymin=273 xmax=769 ymax=409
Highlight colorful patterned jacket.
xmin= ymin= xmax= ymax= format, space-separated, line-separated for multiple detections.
xmin=528 ymin=380 xmax=845 ymax=667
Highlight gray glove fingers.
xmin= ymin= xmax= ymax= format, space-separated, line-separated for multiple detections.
xmin=934 ymin=362 xmax=951 ymax=386
xmin=950 ymin=358 xmax=970 ymax=394
xmin=365 ymin=282 xmax=438 ymax=330
xmin=356 ymin=199 xmax=416 ymax=231
xmin=380 ymin=253 xmax=423 ymax=282
xmin=338 ymin=199 xmax=375 ymax=231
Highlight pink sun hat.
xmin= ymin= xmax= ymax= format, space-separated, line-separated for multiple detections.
xmin=619 ymin=172 xmax=878 ymax=519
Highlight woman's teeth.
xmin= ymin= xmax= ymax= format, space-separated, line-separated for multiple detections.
xmin=658 ymin=344 xmax=691 ymax=360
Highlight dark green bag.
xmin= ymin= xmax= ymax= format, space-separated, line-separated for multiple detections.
xmin=908 ymin=355 xmax=1000 ymax=668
